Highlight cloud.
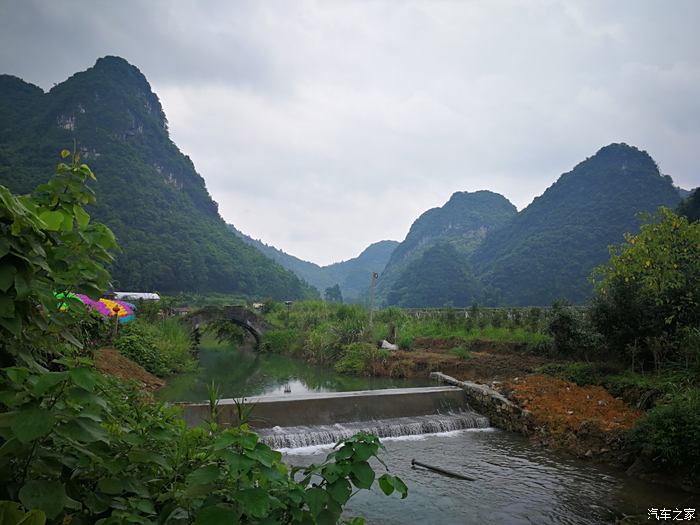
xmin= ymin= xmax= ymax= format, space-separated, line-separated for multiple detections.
xmin=1 ymin=0 xmax=699 ymax=264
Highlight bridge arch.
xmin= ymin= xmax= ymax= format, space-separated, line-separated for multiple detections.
xmin=184 ymin=305 xmax=269 ymax=346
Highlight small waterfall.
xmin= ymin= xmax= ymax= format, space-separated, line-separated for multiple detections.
xmin=259 ymin=410 xmax=490 ymax=449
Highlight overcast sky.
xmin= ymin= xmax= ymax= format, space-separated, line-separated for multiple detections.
xmin=1 ymin=1 xmax=699 ymax=265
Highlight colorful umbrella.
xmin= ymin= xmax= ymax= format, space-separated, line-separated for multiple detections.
xmin=55 ymin=293 xmax=136 ymax=323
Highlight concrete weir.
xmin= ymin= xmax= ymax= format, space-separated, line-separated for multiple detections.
xmin=182 ymin=386 xmax=469 ymax=429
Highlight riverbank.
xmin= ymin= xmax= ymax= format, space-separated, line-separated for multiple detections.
xmin=428 ymin=341 xmax=700 ymax=495
xmin=95 ymin=347 xmax=165 ymax=391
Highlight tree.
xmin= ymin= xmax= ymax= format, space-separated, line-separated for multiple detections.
xmin=0 ymin=149 xmax=116 ymax=366
xmin=324 ymin=284 xmax=343 ymax=303
xmin=0 ymin=153 xmax=407 ymax=523
xmin=678 ymin=187 xmax=700 ymax=223
xmin=590 ymin=208 xmax=700 ymax=369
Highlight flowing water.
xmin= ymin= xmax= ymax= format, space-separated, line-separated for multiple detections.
xmin=163 ymin=341 xmax=697 ymax=522
xmin=284 ymin=429 xmax=697 ymax=524
xmin=259 ymin=411 xmax=490 ymax=449
xmin=157 ymin=342 xmax=432 ymax=402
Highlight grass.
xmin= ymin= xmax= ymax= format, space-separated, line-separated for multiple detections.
xmin=254 ymin=301 xmax=551 ymax=372
xmin=397 ymin=320 xmax=551 ymax=345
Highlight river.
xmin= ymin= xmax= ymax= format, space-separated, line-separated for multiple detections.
xmin=157 ymin=341 xmax=432 ymax=402
xmin=162 ymin=341 xmax=697 ymax=523
xmin=285 ymin=430 xmax=695 ymax=524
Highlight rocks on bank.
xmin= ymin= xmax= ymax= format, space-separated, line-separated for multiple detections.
xmin=431 ymin=371 xmax=641 ymax=465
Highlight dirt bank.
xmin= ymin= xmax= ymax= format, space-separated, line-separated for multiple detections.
xmin=503 ymin=374 xmax=641 ymax=463
xmin=95 ymin=348 xmax=165 ymax=392
xmin=420 ymin=339 xmax=642 ymax=465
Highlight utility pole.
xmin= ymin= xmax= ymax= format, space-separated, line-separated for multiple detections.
xmin=368 ymin=272 xmax=378 ymax=331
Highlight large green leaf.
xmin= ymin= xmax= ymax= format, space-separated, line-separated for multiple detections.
xmin=0 ymin=262 xmax=16 ymax=292
xmin=32 ymin=372 xmax=68 ymax=396
xmin=186 ymin=464 xmax=220 ymax=486
xmin=12 ymin=408 xmax=55 ymax=443
xmin=56 ymin=417 xmax=108 ymax=443
xmin=352 ymin=443 xmax=375 ymax=462
xmin=194 ymin=505 xmax=239 ymax=525
xmin=238 ymin=488 xmax=271 ymax=518
xmin=246 ymin=444 xmax=280 ymax=468
xmin=349 ymin=461 xmax=375 ymax=489
xmin=73 ymin=205 xmax=90 ymax=229
xmin=304 ymin=487 xmax=327 ymax=516
xmin=97 ymin=477 xmax=123 ymax=495
xmin=17 ymin=509 xmax=48 ymax=525
xmin=378 ymin=474 xmax=408 ymax=499
xmin=68 ymin=368 xmax=96 ymax=392
xmin=18 ymin=480 xmax=66 ymax=519
xmin=0 ymin=296 xmax=14 ymax=318
xmin=38 ymin=210 xmax=64 ymax=231
xmin=326 ymin=478 xmax=351 ymax=504
xmin=0 ymin=501 xmax=25 ymax=525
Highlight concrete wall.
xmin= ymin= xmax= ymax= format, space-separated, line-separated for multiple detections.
xmin=430 ymin=372 xmax=534 ymax=433
xmin=181 ymin=386 xmax=467 ymax=429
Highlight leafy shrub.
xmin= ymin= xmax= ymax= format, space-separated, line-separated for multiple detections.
xmin=0 ymin=363 xmax=407 ymax=523
xmin=153 ymin=318 xmax=196 ymax=373
xmin=591 ymin=208 xmax=700 ymax=370
xmin=546 ymin=303 xmax=601 ymax=359
xmin=304 ymin=325 xmax=343 ymax=364
xmin=450 ymin=346 xmax=473 ymax=360
xmin=629 ymin=389 xmax=700 ymax=476
xmin=115 ymin=321 xmax=168 ymax=375
xmin=0 ymin=155 xmax=408 ymax=523
xmin=535 ymin=361 xmax=618 ymax=386
xmin=397 ymin=334 xmax=413 ymax=350
xmin=261 ymin=329 xmax=298 ymax=353
xmin=335 ymin=343 xmax=378 ymax=374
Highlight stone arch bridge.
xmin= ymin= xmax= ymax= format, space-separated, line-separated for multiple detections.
xmin=184 ymin=305 xmax=270 ymax=346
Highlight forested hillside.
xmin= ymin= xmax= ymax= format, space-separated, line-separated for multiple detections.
xmin=0 ymin=57 xmax=317 ymax=299
xmin=386 ymin=243 xmax=485 ymax=307
xmin=230 ymin=225 xmax=397 ymax=302
xmin=377 ymin=190 xmax=517 ymax=306
xmin=678 ymin=187 xmax=700 ymax=222
xmin=471 ymin=143 xmax=682 ymax=305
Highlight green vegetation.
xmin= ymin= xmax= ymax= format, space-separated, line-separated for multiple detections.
xmin=532 ymin=208 xmax=700 ymax=482
xmin=115 ymin=318 xmax=195 ymax=376
xmin=0 ymin=155 xmax=406 ymax=523
xmin=472 ymin=143 xmax=682 ymax=305
xmin=324 ymin=284 xmax=343 ymax=303
xmin=232 ymin=225 xmax=398 ymax=304
xmin=630 ymin=389 xmax=700 ymax=477
xmin=334 ymin=343 xmax=387 ymax=375
xmin=378 ymin=190 xmax=517 ymax=306
xmin=677 ymin=187 xmax=700 ymax=223
xmin=258 ymin=301 xmax=551 ymax=375
xmin=590 ymin=208 xmax=700 ymax=370
xmin=386 ymin=243 xmax=486 ymax=307
xmin=450 ymin=346 xmax=473 ymax=360
xmin=0 ymin=57 xmax=317 ymax=300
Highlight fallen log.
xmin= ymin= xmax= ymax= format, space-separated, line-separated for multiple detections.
xmin=411 ymin=458 xmax=475 ymax=481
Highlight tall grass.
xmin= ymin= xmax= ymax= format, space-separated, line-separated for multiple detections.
xmin=259 ymin=301 xmax=551 ymax=365
xmin=116 ymin=318 xmax=195 ymax=376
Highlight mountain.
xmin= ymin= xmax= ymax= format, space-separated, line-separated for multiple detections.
xmin=471 ymin=143 xmax=682 ymax=305
xmin=678 ymin=187 xmax=700 ymax=222
xmin=230 ymin=225 xmax=398 ymax=302
xmin=676 ymin=186 xmax=692 ymax=199
xmin=322 ymin=240 xmax=399 ymax=302
xmin=0 ymin=56 xmax=317 ymax=299
xmin=377 ymin=190 xmax=517 ymax=306
xmin=386 ymin=243 xmax=484 ymax=307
